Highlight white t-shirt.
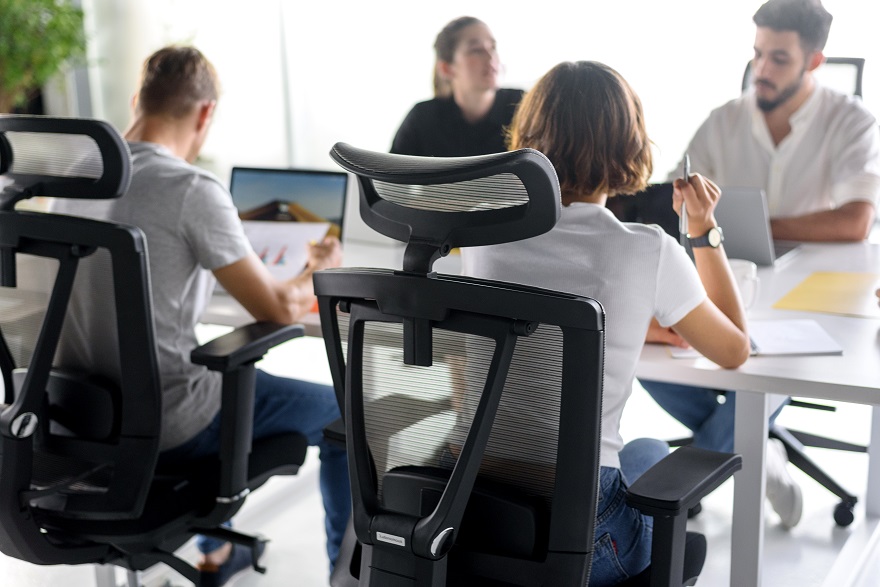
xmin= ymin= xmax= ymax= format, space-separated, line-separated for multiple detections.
xmin=461 ymin=203 xmax=706 ymax=468
xmin=676 ymin=85 xmax=880 ymax=217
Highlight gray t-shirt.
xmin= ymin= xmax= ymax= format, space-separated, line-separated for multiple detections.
xmin=54 ymin=141 xmax=251 ymax=450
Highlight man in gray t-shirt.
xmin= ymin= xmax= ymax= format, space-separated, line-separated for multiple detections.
xmin=54 ymin=46 xmax=349 ymax=583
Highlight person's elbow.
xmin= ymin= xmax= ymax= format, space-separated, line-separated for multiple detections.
xmin=838 ymin=202 xmax=875 ymax=241
xmin=715 ymin=334 xmax=751 ymax=369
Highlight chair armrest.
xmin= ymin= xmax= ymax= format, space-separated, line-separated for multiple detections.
xmin=626 ymin=445 xmax=742 ymax=517
xmin=190 ymin=321 xmax=303 ymax=504
xmin=191 ymin=322 xmax=304 ymax=372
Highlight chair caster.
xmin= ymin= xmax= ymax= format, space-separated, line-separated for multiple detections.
xmin=834 ymin=501 xmax=855 ymax=527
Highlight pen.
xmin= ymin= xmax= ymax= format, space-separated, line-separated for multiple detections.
xmin=679 ymin=153 xmax=690 ymax=236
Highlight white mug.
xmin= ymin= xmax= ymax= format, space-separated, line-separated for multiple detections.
xmin=728 ymin=258 xmax=759 ymax=309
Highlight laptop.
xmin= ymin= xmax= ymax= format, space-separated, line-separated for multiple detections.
xmin=609 ymin=183 xmax=800 ymax=266
xmin=713 ymin=186 xmax=800 ymax=266
xmin=225 ymin=166 xmax=349 ymax=283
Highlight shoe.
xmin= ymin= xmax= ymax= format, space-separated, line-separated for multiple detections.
xmin=765 ymin=438 xmax=803 ymax=529
xmin=198 ymin=541 xmax=266 ymax=587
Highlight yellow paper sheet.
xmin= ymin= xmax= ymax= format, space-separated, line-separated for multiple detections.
xmin=772 ymin=272 xmax=880 ymax=318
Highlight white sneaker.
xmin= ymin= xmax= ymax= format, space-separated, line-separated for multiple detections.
xmin=765 ymin=438 xmax=803 ymax=529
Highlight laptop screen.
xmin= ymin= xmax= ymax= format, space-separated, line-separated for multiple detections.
xmin=229 ymin=166 xmax=349 ymax=240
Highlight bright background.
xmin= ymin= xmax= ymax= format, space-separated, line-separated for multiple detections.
xmin=74 ymin=0 xmax=880 ymax=184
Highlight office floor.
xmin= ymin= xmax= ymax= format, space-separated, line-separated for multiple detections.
xmin=2 ymin=327 xmax=877 ymax=587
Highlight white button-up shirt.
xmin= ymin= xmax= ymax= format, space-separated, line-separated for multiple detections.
xmin=673 ymin=85 xmax=880 ymax=217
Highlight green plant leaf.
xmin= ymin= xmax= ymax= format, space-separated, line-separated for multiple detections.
xmin=0 ymin=0 xmax=86 ymax=111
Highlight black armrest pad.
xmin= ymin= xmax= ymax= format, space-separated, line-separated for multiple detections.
xmin=191 ymin=322 xmax=304 ymax=372
xmin=626 ymin=445 xmax=742 ymax=517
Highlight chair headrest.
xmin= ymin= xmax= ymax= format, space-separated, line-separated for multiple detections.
xmin=330 ymin=142 xmax=560 ymax=273
xmin=0 ymin=115 xmax=131 ymax=211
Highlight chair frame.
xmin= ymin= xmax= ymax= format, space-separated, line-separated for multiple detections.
xmin=320 ymin=143 xmax=742 ymax=587
xmin=0 ymin=115 xmax=308 ymax=585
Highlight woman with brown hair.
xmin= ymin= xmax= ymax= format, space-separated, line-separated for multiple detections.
xmin=390 ymin=16 xmax=523 ymax=157
xmin=461 ymin=61 xmax=750 ymax=585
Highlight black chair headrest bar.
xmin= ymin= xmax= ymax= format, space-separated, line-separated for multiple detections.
xmin=329 ymin=142 xmax=561 ymax=274
xmin=0 ymin=115 xmax=131 ymax=211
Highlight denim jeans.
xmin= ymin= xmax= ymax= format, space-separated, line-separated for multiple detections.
xmin=159 ymin=370 xmax=351 ymax=569
xmin=640 ymin=380 xmax=789 ymax=453
xmin=438 ymin=437 xmax=666 ymax=585
xmin=588 ymin=437 xmax=669 ymax=586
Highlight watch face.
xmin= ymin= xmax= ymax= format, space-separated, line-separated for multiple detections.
xmin=709 ymin=227 xmax=722 ymax=247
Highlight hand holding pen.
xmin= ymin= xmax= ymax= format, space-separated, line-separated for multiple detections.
xmin=679 ymin=153 xmax=690 ymax=236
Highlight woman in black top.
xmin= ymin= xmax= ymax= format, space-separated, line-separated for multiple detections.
xmin=390 ymin=16 xmax=524 ymax=157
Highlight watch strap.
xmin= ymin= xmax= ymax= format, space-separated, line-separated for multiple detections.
xmin=688 ymin=226 xmax=723 ymax=248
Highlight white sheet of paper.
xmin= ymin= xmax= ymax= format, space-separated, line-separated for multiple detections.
xmin=242 ymin=221 xmax=330 ymax=281
xmin=669 ymin=318 xmax=843 ymax=358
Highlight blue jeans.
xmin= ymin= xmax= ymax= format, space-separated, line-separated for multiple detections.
xmin=640 ymin=381 xmax=788 ymax=453
xmin=589 ymin=437 xmax=669 ymax=586
xmin=160 ymin=370 xmax=351 ymax=569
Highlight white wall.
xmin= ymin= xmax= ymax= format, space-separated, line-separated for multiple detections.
xmin=79 ymin=0 xmax=880 ymax=184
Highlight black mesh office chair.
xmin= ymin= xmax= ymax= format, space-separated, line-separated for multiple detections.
xmin=315 ymin=142 xmax=742 ymax=587
xmin=0 ymin=115 xmax=308 ymax=585
xmin=741 ymin=56 xmax=868 ymax=526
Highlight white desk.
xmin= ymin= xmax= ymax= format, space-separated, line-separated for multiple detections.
xmin=636 ymin=242 xmax=880 ymax=587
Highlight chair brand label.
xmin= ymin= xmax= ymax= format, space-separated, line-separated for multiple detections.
xmin=376 ymin=532 xmax=406 ymax=547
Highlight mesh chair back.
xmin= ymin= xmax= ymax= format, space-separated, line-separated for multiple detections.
xmin=0 ymin=115 xmax=162 ymax=565
xmin=320 ymin=145 xmax=607 ymax=586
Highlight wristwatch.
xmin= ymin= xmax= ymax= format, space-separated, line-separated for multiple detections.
xmin=688 ymin=226 xmax=724 ymax=248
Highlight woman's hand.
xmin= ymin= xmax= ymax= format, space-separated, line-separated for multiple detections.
xmin=673 ymin=173 xmax=722 ymax=237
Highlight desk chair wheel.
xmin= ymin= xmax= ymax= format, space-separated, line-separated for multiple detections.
xmin=834 ymin=500 xmax=856 ymax=527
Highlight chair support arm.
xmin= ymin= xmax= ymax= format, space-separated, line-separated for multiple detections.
xmin=191 ymin=321 xmax=304 ymax=501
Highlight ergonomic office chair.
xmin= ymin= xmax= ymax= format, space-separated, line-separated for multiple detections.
xmin=742 ymin=56 xmax=868 ymax=526
xmin=315 ymin=142 xmax=742 ymax=587
xmin=0 ymin=115 xmax=308 ymax=585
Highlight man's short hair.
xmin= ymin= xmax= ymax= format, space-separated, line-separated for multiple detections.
xmin=136 ymin=46 xmax=219 ymax=119
xmin=753 ymin=0 xmax=833 ymax=54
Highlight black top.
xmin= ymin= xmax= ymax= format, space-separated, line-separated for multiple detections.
xmin=389 ymin=88 xmax=524 ymax=157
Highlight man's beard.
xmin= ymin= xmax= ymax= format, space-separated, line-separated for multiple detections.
xmin=755 ymin=69 xmax=805 ymax=112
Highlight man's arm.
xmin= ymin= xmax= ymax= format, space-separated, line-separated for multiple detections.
xmin=770 ymin=201 xmax=875 ymax=242
xmin=213 ymin=237 xmax=342 ymax=324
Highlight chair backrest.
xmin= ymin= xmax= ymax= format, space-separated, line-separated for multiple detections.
xmin=742 ymin=56 xmax=865 ymax=97
xmin=317 ymin=144 xmax=607 ymax=586
xmin=0 ymin=115 xmax=162 ymax=564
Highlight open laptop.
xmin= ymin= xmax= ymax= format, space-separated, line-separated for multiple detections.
xmin=609 ymin=183 xmax=800 ymax=266
xmin=222 ymin=166 xmax=349 ymax=285
xmin=230 ymin=166 xmax=348 ymax=236
xmin=713 ymin=186 xmax=801 ymax=266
